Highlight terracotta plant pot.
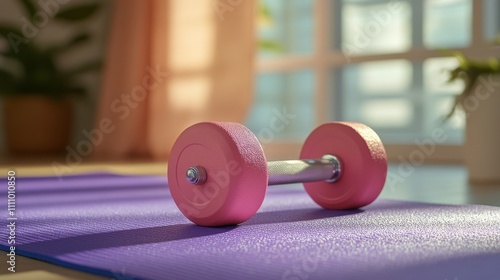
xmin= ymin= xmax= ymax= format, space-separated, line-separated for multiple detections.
xmin=463 ymin=74 xmax=500 ymax=185
xmin=2 ymin=95 xmax=73 ymax=154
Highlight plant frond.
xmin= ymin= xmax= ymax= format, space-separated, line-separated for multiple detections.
xmin=54 ymin=3 xmax=100 ymax=21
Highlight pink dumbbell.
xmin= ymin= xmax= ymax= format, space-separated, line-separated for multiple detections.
xmin=167 ymin=122 xmax=387 ymax=226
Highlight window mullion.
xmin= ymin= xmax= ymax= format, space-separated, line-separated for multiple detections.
xmin=411 ymin=0 xmax=424 ymax=48
xmin=313 ymin=0 xmax=329 ymax=126
xmin=471 ymin=0 xmax=485 ymax=48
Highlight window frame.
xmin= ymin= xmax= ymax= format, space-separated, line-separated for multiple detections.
xmin=255 ymin=0 xmax=498 ymax=162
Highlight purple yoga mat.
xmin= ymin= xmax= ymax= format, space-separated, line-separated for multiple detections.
xmin=1 ymin=173 xmax=499 ymax=280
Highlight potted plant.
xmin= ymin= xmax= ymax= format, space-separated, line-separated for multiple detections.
xmin=446 ymin=52 xmax=500 ymax=184
xmin=0 ymin=0 xmax=101 ymax=154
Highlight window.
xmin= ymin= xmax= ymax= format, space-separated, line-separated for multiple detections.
xmin=248 ymin=0 xmax=499 ymax=160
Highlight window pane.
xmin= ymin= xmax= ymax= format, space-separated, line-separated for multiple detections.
xmin=423 ymin=57 xmax=463 ymax=94
xmin=342 ymin=60 xmax=412 ymax=95
xmin=246 ymin=70 xmax=315 ymax=141
xmin=335 ymin=59 xmax=465 ymax=144
xmin=258 ymin=0 xmax=313 ymax=58
xmin=359 ymin=60 xmax=412 ymax=93
xmin=339 ymin=60 xmax=415 ymax=133
xmin=339 ymin=0 xmax=411 ymax=56
xmin=423 ymin=96 xmax=465 ymax=144
xmin=484 ymin=0 xmax=500 ymax=42
xmin=424 ymin=0 xmax=472 ymax=48
xmin=360 ymin=100 xmax=414 ymax=128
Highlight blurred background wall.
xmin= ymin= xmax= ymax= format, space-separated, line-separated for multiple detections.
xmin=0 ymin=0 xmax=499 ymax=168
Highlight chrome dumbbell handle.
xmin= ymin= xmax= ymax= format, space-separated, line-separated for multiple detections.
xmin=267 ymin=155 xmax=341 ymax=185
xmin=186 ymin=154 xmax=342 ymax=186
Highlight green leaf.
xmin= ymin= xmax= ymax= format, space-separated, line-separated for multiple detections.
xmin=19 ymin=0 xmax=37 ymax=19
xmin=54 ymin=3 xmax=100 ymax=21
xmin=0 ymin=2 xmax=102 ymax=99
xmin=258 ymin=39 xmax=284 ymax=52
xmin=65 ymin=60 xmax=102 ymax=78
xmin=440 ymin=50 xmax=469 ymax=67
xmin=487 ymin=58 xmax=500 ymax=71
xmin=0 ymin=68 xmax=16 ymax=94
xmin=63 ymin=85 xmax=87 ymax=96
xmin=6 ymin=40 xmax=46 ymax=64
xmin=259 ymin=2 xmax=272 ymax=22
xmin=456 ymin=54 xmax=469 ymax=69
xmin=66 ymin=33 xmax=91 ymax=47
xmin=0 ymin=25 xmax=41 ymax=56
xmin=47 ymin=33 xmax=90 ymax=54
xmin=0 ymin=25 xmax=23 ymax=39
xmin=14 ymin=51 xmax=60 ymax=94
xmin=446 ymin=68 xmax=461 ymax=83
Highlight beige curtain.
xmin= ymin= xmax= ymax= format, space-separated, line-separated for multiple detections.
xmin=94 ymin=0 xmax=255 ymax=160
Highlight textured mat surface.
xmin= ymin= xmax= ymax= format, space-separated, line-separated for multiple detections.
xmin=1 ymin=173 xmax=499 ymax=280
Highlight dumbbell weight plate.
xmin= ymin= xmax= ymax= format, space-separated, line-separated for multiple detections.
xmin=168 ymin=122 xmax=268 ymax=226
xmin=300 ymin=122 xmax=387 ymax=210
